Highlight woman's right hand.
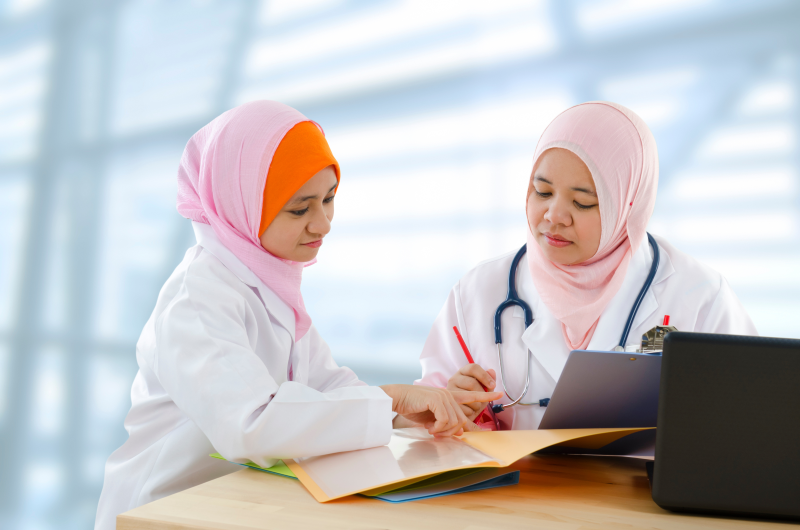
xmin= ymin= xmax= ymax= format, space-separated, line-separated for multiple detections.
xmin=380 ymin=384 xmax=502 ymax=437
xmin=446 ymin=365 xmax=497 ymax=421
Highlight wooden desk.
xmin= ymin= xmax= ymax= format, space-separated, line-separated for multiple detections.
xmin=118 ymin=454 xmax=789 ymax=529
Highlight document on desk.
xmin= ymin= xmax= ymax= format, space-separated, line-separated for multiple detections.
xmin=286 ymin=426 xmax=651 ymax=502
xmin=209 ymin=452 xmax=519 ymax=502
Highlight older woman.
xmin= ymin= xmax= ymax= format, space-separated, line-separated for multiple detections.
xmin=413 ymin=101 xmax=757 ymax=431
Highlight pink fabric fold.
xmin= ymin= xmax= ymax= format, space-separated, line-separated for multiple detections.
xmin=525 ymin=102 xmax=659 ymax=350
xmin=177 ymin=100 xmax=321 ymax=340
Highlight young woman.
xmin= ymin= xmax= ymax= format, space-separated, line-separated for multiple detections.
xmin=95 ymin=101 xmax=500 ymax=529
xmin=415 ymin=101 xmax=757 ymax=431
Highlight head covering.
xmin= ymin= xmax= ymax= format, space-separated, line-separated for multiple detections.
xmin=525 ymin=101 xmax=659 ymax=350
xmin=259 ymin=120 xmax=339 ymax=236
xmin=177 ymin=100 xmax=336 ymax=341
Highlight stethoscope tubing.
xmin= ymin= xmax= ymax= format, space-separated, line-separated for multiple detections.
xmin=615 ymin=233 xmax=660 ymax=350
xmin=495 ymin=343 xmax=531 ymax=407
xmin=492 ymin=233 xmax=660 ymax=412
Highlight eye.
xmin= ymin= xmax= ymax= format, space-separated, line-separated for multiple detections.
xmin=535 ymin=190 xmax=551 ymax=198
xmin=573 ymin=201 xmax=597 ymax=210
xmin=289 ymin=207 xmax=309 ymax=216
xmin=323 ymin=194 xmax=335 ymax=204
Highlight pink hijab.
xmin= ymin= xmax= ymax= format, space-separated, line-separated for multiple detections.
xmin=177 ymin=100 xmax=321 ymax=340
xmin=525 ymin=102 xmax=659 ymax=350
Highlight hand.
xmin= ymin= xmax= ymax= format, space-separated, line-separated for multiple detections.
xmin=380 ymin=384 xmax=503 ymax=437
xmin=446 ymin=365 xmax=497 ymax=421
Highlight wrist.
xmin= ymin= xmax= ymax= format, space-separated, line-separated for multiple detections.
xmin=379 ymin=384 xmax=401 ymax=411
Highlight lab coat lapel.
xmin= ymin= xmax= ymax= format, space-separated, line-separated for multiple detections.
xmin=252 ymin=283 xmax=297 ymax=344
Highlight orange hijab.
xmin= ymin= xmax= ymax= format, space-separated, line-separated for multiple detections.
xmin=258 ymin=121 xmax=339 ymax=236
xmin=178 ymin=102 xmax=339 ymax=341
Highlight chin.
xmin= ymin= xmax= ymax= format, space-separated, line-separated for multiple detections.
xmin=536 ymin=239 xmax=575 ymax=266
xmin=295 ymin=247 xmax=320 ymax=262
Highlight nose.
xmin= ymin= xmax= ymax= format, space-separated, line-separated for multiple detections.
xmin=307 ymin=205 xmax=332 ymax=236
xmin=544 ymin=197 xmax=572 ymax=227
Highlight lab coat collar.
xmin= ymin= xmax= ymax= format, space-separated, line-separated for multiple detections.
xmin=192 ymin=222 xmax=296 ymax=342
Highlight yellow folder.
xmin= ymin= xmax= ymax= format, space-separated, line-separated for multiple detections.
xmin=286 ymin=426 xmax=651 ymax=502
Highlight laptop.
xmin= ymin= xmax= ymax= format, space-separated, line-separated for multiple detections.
xmin=651 ymin=332 xmax=800 ymax=520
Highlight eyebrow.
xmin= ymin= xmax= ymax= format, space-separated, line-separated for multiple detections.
xmin=535 ymin=175 xmax=597 ymax=197
xmin=287 ymin=183 xmax=338 ymax=206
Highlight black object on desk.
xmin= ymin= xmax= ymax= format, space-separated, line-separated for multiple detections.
xmin=651 ymin=332 xmax=800 ymax=520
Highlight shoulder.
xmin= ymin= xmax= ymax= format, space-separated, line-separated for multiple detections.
xmin=650 ymin=234 xmax=757 ymax=334
xmin=184 ymin=246 xmax=258 ymax=297
xmin=156 ymin=245 xmax=258 ymax=320
xmin=452 ymin=247 xmax=521 ymax=311
xmin=652 ymin=234 xmax=724 ymax=296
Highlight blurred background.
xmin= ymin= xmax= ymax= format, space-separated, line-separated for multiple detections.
xmin=1 ymin=0 xmax=798 ymax=527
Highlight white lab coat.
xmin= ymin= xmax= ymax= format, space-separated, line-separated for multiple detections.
xmin=95 ymin=222 xmax=393 ymax=530
xmin=416 ymin=234 xmax=757 ymax=431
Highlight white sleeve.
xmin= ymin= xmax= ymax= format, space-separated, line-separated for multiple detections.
xmin=415 ymin=283 xmax=469 ymax=389
xmin=697 ymin=276 xmax=759 ymax=336
xmin=153 ymin=272 xmax=393 ymax=468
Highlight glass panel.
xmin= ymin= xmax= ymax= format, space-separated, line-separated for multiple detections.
xmin=0 ymin=42 xmax=50 ymax=162
xmin=0 ymin=174 xmax=30 ymax=330
xmin=92 ymin=145 xmax=185 ymax=341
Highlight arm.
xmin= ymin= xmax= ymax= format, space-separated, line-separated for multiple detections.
xmin=155 ymin=273 xmax=393 ymax=468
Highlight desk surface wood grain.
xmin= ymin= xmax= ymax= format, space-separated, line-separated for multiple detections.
xmin=118 ymin=454 xmax=791 ymax=530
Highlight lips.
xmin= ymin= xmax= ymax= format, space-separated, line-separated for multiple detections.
xmin=303 ymin=239 xmax=323 ymax=248
xmin=543 ymin=232 xmax=572 ymax=248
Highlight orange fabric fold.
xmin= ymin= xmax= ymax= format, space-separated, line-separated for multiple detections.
xmin=259 ymin=121 xmax=340 ymax=236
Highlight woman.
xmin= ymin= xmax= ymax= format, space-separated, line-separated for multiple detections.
xmin=415 ymin=101 xmax=757 ymax=431
xmin=95 ymin=101 xmax=500 ymax=529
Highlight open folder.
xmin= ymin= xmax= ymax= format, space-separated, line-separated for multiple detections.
xmin=209 ymin=452 xmax=520 ymax=502
xmin=285 ymin=426 xmax=651 ymax=502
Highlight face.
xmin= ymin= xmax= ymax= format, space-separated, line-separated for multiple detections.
xmin=527 ymin=148 xmax=601 ymax=265
xmin=259 ymin=166 xmax=338 ymax=262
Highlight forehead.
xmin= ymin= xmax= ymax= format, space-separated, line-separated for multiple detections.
xmin=293 ymin=166 xmax=338 ymax=194
xmin=535 ymin=148 xmax=595 ymax=188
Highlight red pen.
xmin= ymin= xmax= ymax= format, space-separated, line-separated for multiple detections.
xmin=452 ymin=326 xmax=500 ymax=430
xmin=452 ymin=326 xmax=485 ymax=389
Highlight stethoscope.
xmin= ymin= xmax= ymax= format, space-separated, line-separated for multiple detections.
xmin=490 ymin=233 xmax=660 ymax=414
